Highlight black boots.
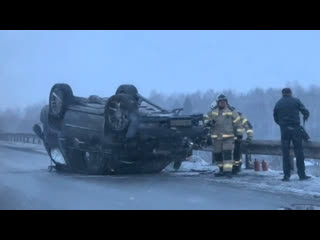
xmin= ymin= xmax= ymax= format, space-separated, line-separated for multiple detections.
xmin=214 ymin=172 xmax=225 ymax=177
xmin=232 ymin=165 xmax=241 ymax=174
xmin=282 ymin=175 xmax=311 ymax=181
xmin=282 ymin=176 xmax=290 ymax=181
xmin=299 ymin=175 xmax=311 ymax=181
xmin=225 ymin=172 xmax=233 ymax=178
xmin=214 ymin=170 xmax=233 ymax=178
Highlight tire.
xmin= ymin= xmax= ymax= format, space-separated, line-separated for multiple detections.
xmin=48 ymin=83 xmax=74 ymax=120
xmin=105 ymin=94 xmax=138 ymax=132
xmin=40 ymin=105 xmax=49 ymax=125
xmin=115 ymin=84 xmax=138 ymax=97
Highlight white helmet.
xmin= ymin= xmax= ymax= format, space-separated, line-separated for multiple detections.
xmin=216 ymin=94 xmax=228 ymax=103
xmin=210 ymin=94 xmax=227 ymax=109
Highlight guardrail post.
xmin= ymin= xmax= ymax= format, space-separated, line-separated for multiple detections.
xmin=245 ymin=153 xmax=253 ymax=169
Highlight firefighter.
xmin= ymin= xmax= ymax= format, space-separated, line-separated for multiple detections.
xmin=232 ymin=111 xmax=254 ymax=173
xmin=273 ymin=88 xmax=311 ymax=181
xmin=204 ymin=94 xmax=243 ymax=177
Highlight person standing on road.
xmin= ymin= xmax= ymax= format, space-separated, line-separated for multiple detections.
xmin=273 ymin=88 xmax=311 ymax=182
xmin=204 ymin=94 xmax=243 ymax=177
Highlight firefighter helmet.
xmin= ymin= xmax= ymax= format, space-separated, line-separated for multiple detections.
xmin=216 ymin=94 xmax=228 ymax=103
xmin=211 ymin=94 xmax=228 ymax=109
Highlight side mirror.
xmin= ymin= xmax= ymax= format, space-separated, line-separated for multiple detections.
xmin=33 ymin=124 xmax=43 ymax=139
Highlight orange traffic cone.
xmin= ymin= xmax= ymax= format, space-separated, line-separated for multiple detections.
xmin=262 ymin=160 xmax=269 ymax=171
xmin=254 ymin=159 xmax=260 ymax=171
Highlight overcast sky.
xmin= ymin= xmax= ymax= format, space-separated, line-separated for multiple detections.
xmin=1 ymin=30 xmax=320 ymax=109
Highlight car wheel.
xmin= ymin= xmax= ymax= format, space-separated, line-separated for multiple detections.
xmin=115 ymin=84 xmax=138 ymax=98
xmin=48 ymin=83 xmax=74 ymax=120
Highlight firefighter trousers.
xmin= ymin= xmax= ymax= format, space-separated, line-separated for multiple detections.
xmin=213 ymin=137 xmax=235 ymax=173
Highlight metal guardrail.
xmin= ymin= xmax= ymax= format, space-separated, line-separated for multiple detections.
xmin=1 ymin=133 xmax=320 ymax=162
xmin=242 ymin=140 xmax=320 ymax=160
xmin=201 ymin=139 xmax=320 ymax=170
xmin=0 ymin=133 xmax=42 ymax=145
xmin=202 ymin=140 xmax=320 ymax=160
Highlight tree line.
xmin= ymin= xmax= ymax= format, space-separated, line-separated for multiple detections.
xmin=0 ymin=83 xmax=319 ymax=142
xmin=148 ymin=83 xmax=320 ymax=141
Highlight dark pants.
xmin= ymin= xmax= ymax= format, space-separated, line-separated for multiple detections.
xmin=232 ymin=139 xmax=242 ymax=173
xmin=280 ymin=125 xmax=306 ymax=178
xmin=233 ymin=139 xmax=242 ymax=162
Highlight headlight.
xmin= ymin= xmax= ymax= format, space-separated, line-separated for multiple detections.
xmin=50 ymin=148 xmax=66 ymax=165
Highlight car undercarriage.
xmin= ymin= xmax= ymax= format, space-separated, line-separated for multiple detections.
xmin=33 ymin=84 xmax=208 ymax=175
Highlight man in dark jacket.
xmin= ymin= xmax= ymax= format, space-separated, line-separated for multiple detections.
xmin=273 ymin=88 xmax=311 ymax=181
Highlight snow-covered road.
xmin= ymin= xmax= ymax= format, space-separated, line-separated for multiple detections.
xmin=0 ymin=143 xmax=319 ymax=210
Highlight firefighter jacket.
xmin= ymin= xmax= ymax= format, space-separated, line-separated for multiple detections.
xmin=204 ymin=106 xmax=242 ymax=139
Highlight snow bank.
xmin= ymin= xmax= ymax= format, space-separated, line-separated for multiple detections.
xmin=205 ymin=169 xmax=320 ymax=199
xmin=166 ymin=152 xmax=320 ymax=199
xmin=165 ymin=154 xmax=218 ymax=173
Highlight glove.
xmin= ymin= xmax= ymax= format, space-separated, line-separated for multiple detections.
xmin=236 ymin=135 xmax=243 ymax=140
xmin=206 ymin=120 xmax=216 ymax=127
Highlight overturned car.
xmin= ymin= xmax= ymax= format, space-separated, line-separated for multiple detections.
xmin=33 ymin=84 xmax=208 ymax=175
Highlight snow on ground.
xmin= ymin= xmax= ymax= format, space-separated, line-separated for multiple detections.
xmin=206 ymin=169 xmax=320 ymax=199
xmin=305 ymin=161 xmax=313 ymax=167
xmin=166 ymin=154 xmax=320 ymax=199
xmin=165 ymin=154 xmax=218 ymax=174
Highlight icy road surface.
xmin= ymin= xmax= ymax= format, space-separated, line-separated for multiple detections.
xmin=0 ymin=144 xmax=319 ymax=210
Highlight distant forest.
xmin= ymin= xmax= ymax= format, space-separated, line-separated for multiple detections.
xmin=1 ymin=83 xmax=319 ymax=141
xmin=148 ymin=83 xmax=320 ymax=141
